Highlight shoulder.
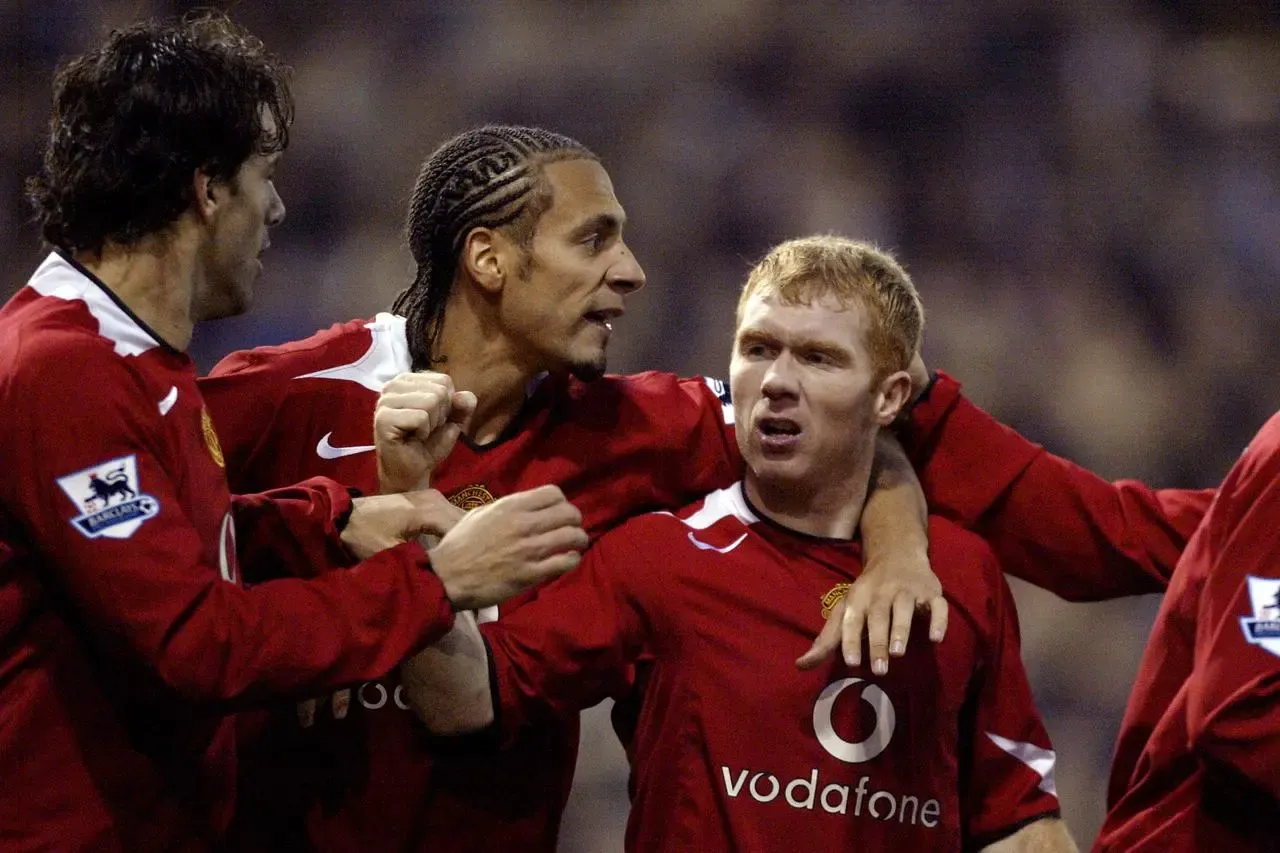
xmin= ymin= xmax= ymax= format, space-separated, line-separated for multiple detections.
xmin=564 ymin=371 xmax=734 ymax=426
xmin=599 ymin=484 xmax=751 ymax=553
xmin=0 ymin=311 xmax=150 ymax=406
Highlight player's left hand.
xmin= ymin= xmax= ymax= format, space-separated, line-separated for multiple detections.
xmin=796 ymin=553 xmax=948 ymax=672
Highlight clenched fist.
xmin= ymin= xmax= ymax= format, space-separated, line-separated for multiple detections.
xmin=430 ymin=485 xmax=588 ymax=610
xmin=375 ymin=372 xmax=477 ymax=494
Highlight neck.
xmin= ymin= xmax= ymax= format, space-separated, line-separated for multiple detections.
xmin=73 ymin=229 xmax=199 ymax=351
xmin=430 ymin=285 xmax=544 ymax=444
xmin=742 ymin=435 xmax=878 ymax=539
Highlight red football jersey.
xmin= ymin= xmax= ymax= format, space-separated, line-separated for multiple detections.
xmin=900 ymin=371 xmax=1213 ymax=599
xmin=1094 ymin=412 xmax=1280 ymax=852
xmin=484 ymin=483 xmax=1061 ymax=851
xmin=202 ymin=313 xmax=741 ymax=852
xmin=0 ymin=255 xmax=456 ymax=851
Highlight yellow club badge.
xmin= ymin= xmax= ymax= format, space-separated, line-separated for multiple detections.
xmin=821 ymin=583 xmax=851 ymax=620
xmin=448 ymin=484 xmax=495 ymax=511
xmin=201 ymin=408 xmax=225 ymax=468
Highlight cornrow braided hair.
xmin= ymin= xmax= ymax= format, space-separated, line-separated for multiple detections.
xmin=391 ymin=125 xmax=598 ymax=368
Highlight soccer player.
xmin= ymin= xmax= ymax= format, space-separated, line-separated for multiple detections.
xmin=0 ymin=19 xmax=581 ymax=850
xmin=202 ymin=125 xmax=945 ymax=853
xmin=404 ymin=236 xmax=1078 ymax=852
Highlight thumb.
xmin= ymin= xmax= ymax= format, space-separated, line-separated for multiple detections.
xmin=449 ymin=391 xmax=477 ymax=431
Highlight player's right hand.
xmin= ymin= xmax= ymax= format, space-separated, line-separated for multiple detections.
xmin=375 ymin=371 xmax=477 ymax=494
xmin=429 ymin=484 xmax=587 ymax=610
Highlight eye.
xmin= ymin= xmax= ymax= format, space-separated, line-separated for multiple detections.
xmin=582 ymin=232 xmax=606 ymax=253
xmin=742 ymin=342 xmax=773 ymax=359
xmin=803 ymin=350 xmax=833 ymax=366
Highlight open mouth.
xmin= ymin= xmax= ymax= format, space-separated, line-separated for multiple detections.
xmin=583 ymin=309 xmax=620 ymax=330
xmin=758 ymin=416 xmax=801 ymax=437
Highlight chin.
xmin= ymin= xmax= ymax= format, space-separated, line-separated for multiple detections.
xmin=569 ymin=357 xmax=607 ymax=382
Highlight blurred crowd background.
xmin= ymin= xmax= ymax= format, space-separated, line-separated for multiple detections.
xmin=4 ymin=0 xmax=1279 ymax=847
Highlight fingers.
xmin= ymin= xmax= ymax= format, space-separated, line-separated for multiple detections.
xmin=503 ymin=484 xmax=570 ymax=512
xmin=796 ymin=602 xmax=844 ymax=670
xmin=927 ymin=595 xmax=949 ymax=642
xmin=841 ymin=593 xmax=868 ymax=669
xmin=888 ymin=591 xmax=917 ymax=659
xmin=523 ymin=550 xmax=582 ymax=584
xmin=374 ymin=407 xmax=433 ymax=442
xmin=525 ymin=525 xmax=590 ymax=559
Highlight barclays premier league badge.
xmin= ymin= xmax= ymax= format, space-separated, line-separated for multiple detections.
xmin=56 ymin=454 xmax=159 ymax=539
xmin=1239 ymin=575 xmax=1280 ymax=657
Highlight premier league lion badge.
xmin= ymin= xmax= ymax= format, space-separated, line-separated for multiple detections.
xmin=1239 ymin=575 xmax=1280 ymax=657
xmin=56 ymin=454 xmax=159 ymax=539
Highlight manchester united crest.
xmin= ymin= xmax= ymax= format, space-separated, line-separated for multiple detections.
xmin=201 ymin=408 xmax=225 ymax=468
xmin=821 ymin=583 xmax=851 ymax=620
xmin=448 ymin=484 xmax=495 ymax=511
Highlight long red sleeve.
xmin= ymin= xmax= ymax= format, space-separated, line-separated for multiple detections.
xmin=900 ymin=371 xmax=1212 ymax=600
xmin=5 ymin=339 xmax=454 ymax=706
xmin=1186 ymin=413 xmax=1280 ymax=800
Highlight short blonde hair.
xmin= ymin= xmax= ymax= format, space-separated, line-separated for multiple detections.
xmin=737 ymin=235 xmax=923 ymax=376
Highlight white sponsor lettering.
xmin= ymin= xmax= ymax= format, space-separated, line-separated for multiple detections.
xmin=721 ymin=766 xmax=941 ymax=827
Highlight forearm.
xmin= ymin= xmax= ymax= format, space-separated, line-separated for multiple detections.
xmin=980 ymin=818 xmax=1078 ymax=853
xmin=861 ymin=432 xmax=928 ymax=561
xmin=232 ymin=477 xmax=357 ymax=582
xmin=401 ymin=611 xmax=495 ymax=735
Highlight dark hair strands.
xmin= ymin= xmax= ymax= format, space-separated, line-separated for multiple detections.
xmin=391 ymin=125 xmax=598 ymax=369
xmin=26 ymin=10 xmax=293 ymax=255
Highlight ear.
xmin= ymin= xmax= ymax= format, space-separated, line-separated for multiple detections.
xmin=192 ymin=169 xmax=221 ymax=222
xmin=873 ymin=369 xmax=913 ymax=426
xmin=458 ymin=227 xmax=506 ymax=295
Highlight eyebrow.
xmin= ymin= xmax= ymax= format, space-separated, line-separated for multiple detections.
xmin=737 ymin=328 xmax=851 ymax=360
xmin=569 ymin=212 xmax=623 ymax=240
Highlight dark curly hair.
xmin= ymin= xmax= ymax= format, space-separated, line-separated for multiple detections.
xmin=26 ymin=11 xmax=293 ymax=254
xmin=390 ymin=125 xmax=597 ymax=369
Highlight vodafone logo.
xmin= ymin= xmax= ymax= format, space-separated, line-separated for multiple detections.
xmin=813 ymin=677 xmax=895 ymax=763
xmin=718 ymin=678 xmax=942 ymax=828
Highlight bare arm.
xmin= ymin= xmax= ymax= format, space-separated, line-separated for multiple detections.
xmin=799 ymin=431 xmax=947 ymax=672
xmin=400 ymin=611 xmax=494 ymax=735
xmin=980 ymin=818 xmax=1078 ymax=853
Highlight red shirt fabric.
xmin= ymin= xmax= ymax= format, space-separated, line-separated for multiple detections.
xmin=485 ymin=483 xmax=1061 ymax=852
xmin=1094 ymin=412 xmax=1280 ymax=852
xmin=0 ymin=255 xmax=455 ymax=852
xmin=900 ymin=371 xmax=1213 ymax=599
xmin=201 ymin=313 xmax=741 ymax=852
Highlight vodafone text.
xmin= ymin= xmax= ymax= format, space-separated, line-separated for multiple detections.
xmin=719 ymin=767 xmax=941 ymax=826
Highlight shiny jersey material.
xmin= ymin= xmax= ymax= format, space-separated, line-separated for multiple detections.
xmin=484 ymin=483 xmax=1061 ymax=852
xmin=202 ymin=313 xmax=739 ymax=852
xmin=0 ymin=257 xmax=454 ymax=852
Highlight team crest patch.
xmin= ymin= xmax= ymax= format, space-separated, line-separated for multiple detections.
xmin=201 ymin=408 xmax=225 ymax=468
xmin=448 ymin=484 xmax=495 ymax=511
xmin=56 ymin=455 xmax=159 ymax=539
xmin=821 ymin=583 xmax=852 ymax=620
xmin=1240 ymin=576 xmax=1280 ymax=657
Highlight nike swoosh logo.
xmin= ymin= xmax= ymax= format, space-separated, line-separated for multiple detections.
xmin=316 ymin=432 xmax=375 ymax=460
xmin=687 ymin=531 xmax=748 ymax=555
xmin=158 ymin=386 xmax=178 ymax=416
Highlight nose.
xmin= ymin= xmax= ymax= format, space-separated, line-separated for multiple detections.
xmin=266 ymin=183 xmax=286 ymax=228
xmin=607 ymin=242 xmax=646 ymax=295
xmin=760 ymin=353 xmax=798 ymax=402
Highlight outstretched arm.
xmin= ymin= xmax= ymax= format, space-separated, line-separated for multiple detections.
xmin=902 ymin=368 xmax=1212 ymax=600
xmin=403 ymin=519 xmax=654 ymax=737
